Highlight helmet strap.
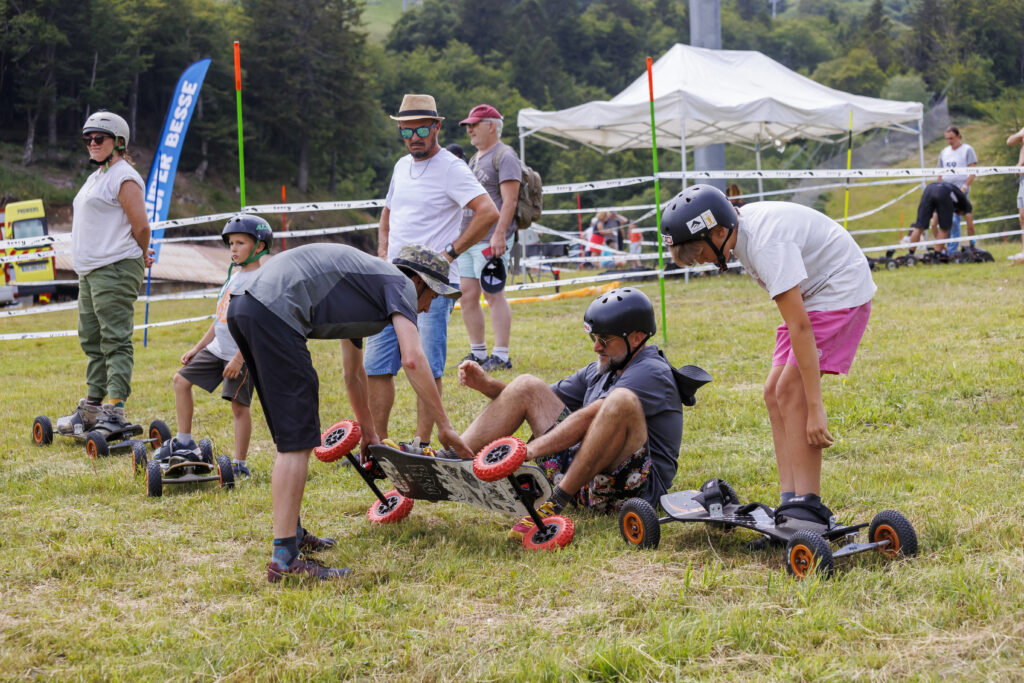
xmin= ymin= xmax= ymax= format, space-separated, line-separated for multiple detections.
xmin=89 ymin=152 xmax=115 ymax=169
xmin=223 ymin=243 xmax=268 ymax=285
xmin=603 ymin=332 xmax=652 ymax=387
xmin=703 ymin=226 xmax=735 ymax=273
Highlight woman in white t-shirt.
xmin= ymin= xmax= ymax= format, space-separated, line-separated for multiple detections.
xmin=661 ymin=185 xmax=876 ymax=535
xmin=60 ymin=111 xmax=154 ymax=437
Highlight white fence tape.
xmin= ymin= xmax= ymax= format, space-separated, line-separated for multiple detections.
xmin=0 ymin=314 xmax=213 ymax=341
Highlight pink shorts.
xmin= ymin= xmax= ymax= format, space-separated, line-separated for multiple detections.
xmin=772 ymin=301 xmax=871 ymax=375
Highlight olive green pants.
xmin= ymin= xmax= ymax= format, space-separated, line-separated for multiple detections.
xmin=77 ymin=257 xmax=144 ymax=401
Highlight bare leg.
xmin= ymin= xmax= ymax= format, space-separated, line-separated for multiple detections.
xmin=554 ymin=388 xmax=647 ymax=497
xmin=367 ymin=374 xmax=395 ymax=440
xmin=414 ymin=376 xmax=442 ymax=443
xmin=173 ymin=372 xmax=194 ymax=434
xmin=763 ymin=365 xmax=792 ymax=492
xmin=272 ymin=450 xmax=312 ymax=538
xmin=461 ymin=277 xmax=486 ymax=347
xmin=461 ymin=374 xmax=565 ymax=452
xmin=232 ymin=400 xmax=251 ymax=462
xmin=773 ymin=364 xmax=823 ymax=496
xmin=485 ymin=290 xmax=512 ymax=349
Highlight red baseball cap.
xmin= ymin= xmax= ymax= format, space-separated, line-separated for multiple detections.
xmin=459 ymin=104 xmax=503 ymax=126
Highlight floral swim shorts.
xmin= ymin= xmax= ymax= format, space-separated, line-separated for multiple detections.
xmin=536 ymin=442 xmax=651 ymax=514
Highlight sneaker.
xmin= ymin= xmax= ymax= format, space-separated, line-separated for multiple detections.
xmin=461 ymin=352 xmax=486 ymax=365
xmin=508 ymin=501 xmax=557 ymax=540
xmin=96 ymin=404 xmax=132 ymax=432
xmin=153 ymin=436 xmax=202 ymax=463
xmin=297 ymin=528 xmax=336 ymax=553
xmin=56 ymin=399 xmax=103 ymax=435
xmin=398 ymin=439 xmax=436 ymax=456
xmin=232 ymin=460 xmax=251 ymax=478
xmin=266 ymin=557 xmax=351 ymax=583
xmin=480 ymin=354 xmax=512 ymax=372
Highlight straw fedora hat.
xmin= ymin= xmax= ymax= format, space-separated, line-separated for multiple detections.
xmin=390 ymin=94 xmax=444 ymax=122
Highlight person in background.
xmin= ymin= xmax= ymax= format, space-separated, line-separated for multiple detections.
xmin=58 ymin=110 xmax=154 ymax=438
xmin=936 ymin=125 xmax=977 ymax=255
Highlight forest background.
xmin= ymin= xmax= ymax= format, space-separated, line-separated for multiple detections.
xmin=2 ymin=0 xmax=1024 ymax=235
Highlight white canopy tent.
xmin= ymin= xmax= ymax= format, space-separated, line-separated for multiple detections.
xmin=517 ymin=43 xmax=925 ymax=194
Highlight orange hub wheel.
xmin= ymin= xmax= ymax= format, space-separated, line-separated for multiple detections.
xmin=789 ymin=544 xmax=814 ymax=579
xmin=622 ymin=511 xmax=645 ymax=545
xmin=872 ymin=523 xmax=900 ymax=558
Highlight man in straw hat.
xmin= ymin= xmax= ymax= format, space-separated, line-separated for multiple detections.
xmin=365 ymin=94 xmax=497 ymax=450
xmin=227 ymin=243 xmax=472 ymax=583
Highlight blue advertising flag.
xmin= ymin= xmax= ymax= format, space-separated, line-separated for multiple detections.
xmin=145 ymin=58 xmax=211 ymax=261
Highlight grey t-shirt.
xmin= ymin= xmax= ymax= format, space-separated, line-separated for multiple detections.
xmin=239 ymin=244 xmax=418 ymax=340
xmin=462 ymin=142 xmax=522 ymax=242
xmin=549 ymin=345 xmax=682 ymax=506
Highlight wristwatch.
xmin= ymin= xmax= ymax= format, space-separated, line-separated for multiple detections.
xmin=444 ymin=243 xmax=458 ymax=260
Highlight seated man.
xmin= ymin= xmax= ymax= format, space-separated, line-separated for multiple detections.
xmin=456 ymin=288 xmax=682 ymax=538
xmin=908 ymin=181 xmax=975 ymax=258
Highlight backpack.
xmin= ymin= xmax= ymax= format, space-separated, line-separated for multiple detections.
xmin=473 ymin=143 xmax=544 ymax=230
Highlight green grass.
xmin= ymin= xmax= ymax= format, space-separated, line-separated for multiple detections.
xmin=361 ymin=0 xmax=407 ymax=43
xmin=3 ymin=245 xmax=1024 ymax=679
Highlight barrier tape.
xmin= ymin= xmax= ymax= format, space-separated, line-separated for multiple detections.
xmin=657 ymin=166 xmax=1024 ymax=181
xmin=2 ymin=287 xmax=218 ymax=318
xmin=0 ymin=314 xmax=213 ymax=341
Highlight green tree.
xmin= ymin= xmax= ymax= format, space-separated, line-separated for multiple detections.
xmin=811 ymin=47 xmax=886 ymax=95
xmin=244 ymin=0 xmax=373 ymax=193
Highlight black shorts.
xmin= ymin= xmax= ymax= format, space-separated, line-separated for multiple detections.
xmin=177 ymin=347 xmax=254 ymax=406
xmin=226 ymin=293 xmax=321 ymax=452
xmin=915 ymin=183 xmax=972 ymax=232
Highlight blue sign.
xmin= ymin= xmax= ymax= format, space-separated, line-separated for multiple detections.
xmin=145 ymin=58 xmax=211 ymax=261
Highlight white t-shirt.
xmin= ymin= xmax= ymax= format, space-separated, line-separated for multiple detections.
xmin=207 ymin=267 xmax=259 ymax=361
xmin=938 ymin=143 xmax=978 ymax=188
xmin=71 ymin=160 xmax=145 ymax=274
xmin=385 ymin=148 xmax=486 ymax=284
xmin=732 ymin=202 xmax=876 ymax=312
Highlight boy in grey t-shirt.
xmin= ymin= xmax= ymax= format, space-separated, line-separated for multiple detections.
xmin=155 ymin=215 xmax=270 ymax=478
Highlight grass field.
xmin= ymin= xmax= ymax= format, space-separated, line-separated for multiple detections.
xmin=3 ymin=240 xmax=1024 ymax=680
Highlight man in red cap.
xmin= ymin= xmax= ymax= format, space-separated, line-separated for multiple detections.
xmin=457 ymin=104 xmax=522 ymax=372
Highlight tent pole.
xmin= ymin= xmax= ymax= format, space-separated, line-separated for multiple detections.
xmin=520 ymin=131 xmax=526 ymax=164
xmin=679 ymin=102 xmax=688 ymax=191
xmin=755 ymin=143 xmax=764 ymax=201
xmin=917 ymin=116 xmax=925 ymax=189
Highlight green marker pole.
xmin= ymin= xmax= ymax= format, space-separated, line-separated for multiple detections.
xmin=233 ymin=41 xmax=246 ymax=208
xmin=646 ymin=56 xmax=668 ymax=345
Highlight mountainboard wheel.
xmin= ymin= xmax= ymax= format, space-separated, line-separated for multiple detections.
xmin=314 ymin=420 xmax=361 ymax=463
xmin=522 ymin=514 xmax=574 ymax=551
xmin=85 ymin=430 xmax=109 ymax=458
xmin=885 ymin=259 xmax=897 ymax=270
xmin=32 ymin=415 xmax=54 ymax=446
xmin=786 ymin=530 xmax=834 ymax=579
xmin=217 ymin=454 xmax=235 ymax=490
xmin=366 ymin=489 xmax=413 ymax=524
xmin=619 ymin=498 xmax=661 ymax=549
xmin=473 ymin=436 xmax=527 ymax=482
xmin=130 ymin=440 xmax=148 ymax=475
xmin=199 ymin=438 xmax=214 ymax=465
xmin=869 ymin=509 xmax=918 ymax=558
xmin=146 ymin=459 xmax=163 ymax=497
xmin=148 ymin=420 xmax=171 ymax=450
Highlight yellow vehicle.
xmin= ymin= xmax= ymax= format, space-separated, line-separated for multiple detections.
xmin=1 ymin=199 xmax=56 ymax=303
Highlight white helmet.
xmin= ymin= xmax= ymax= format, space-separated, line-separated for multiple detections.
xmin=82 ymin=110 xmax=130 ymax=148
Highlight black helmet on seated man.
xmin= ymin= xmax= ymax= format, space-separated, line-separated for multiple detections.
xmin=661 ymin=184 xmax=738 ymax=272
xmin=584 ymin=287 xmax=655 ymax=373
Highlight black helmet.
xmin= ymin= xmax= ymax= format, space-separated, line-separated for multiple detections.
xmin=222 ymin=214 xmax=273 ymax=251
xmin=661 ymin=184 xmax=738 ymax=246
xmin=661 ymin=184 xmax=738 ymax=271
xmin=584 ymin=287 xmax=656 ymax=338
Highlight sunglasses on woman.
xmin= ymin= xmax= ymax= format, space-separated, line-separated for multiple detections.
xmin=83 ymin=134 xmax=110 ymax=146
xmin=398 ymin=123 xmax=437 ymax=140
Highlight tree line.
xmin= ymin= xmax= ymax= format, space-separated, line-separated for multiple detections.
xmin=1 ymin=0 xmax=1022 ymax=207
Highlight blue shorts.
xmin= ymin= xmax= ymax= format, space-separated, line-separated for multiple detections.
xmin=455 ymin=234 xmax=515 ymax=280
xmin=363 ymin=291 xmax=456 ymax=378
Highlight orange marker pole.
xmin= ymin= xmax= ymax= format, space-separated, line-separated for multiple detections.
xmin=281 ymin=185 xmax=287 ymax=251
xmin=233 ymin=41 xmax=246 ymax=209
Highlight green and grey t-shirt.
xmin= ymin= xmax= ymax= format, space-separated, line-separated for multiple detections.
xmin=238 ymin=244 xmax=418 ymax=341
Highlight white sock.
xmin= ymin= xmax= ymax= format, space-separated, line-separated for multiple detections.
xmin=493 ymin=346 xmax=509 ymax=361
xmin=470 ymin=344 xmax=487 ymax=360
xmin=176 ymin=432 xmax=191 ymax=444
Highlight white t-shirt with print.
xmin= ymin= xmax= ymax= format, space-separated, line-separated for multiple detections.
xmin=207 ymin=267 xmax=259 ymax=361
xmin=732 ymin=202 xmax=876 ymax=312
xmin=938 ymin=143 xmax=978 ymax=188
xmin=385 ymin=148 xmax=486 ymax=284
xmin=71 ymin=160 xmax=145 ymax=274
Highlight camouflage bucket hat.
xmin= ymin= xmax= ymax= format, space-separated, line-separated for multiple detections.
xmin=393 ymin=244 xmax=462 ymax=300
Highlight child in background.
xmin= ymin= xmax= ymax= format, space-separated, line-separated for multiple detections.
xmin=661 ymin=185 xmax=875 ymax=534
xmin=628 ymin=222 xmax=643 ymax=267
xmin=153 ymin=215 xmax=271 ymax=477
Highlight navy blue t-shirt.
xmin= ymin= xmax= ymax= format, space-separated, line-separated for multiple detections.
xmin=550 ymin=345 xmax=682 ymax=505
